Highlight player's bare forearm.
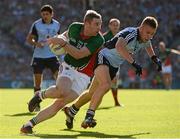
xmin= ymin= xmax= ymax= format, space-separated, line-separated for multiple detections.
xmin=26 ymin=34 xmax=43 ymax=48
xmin=26 ymin=34 xmax=37 ymax=46
xmin=116 ymin=38 xmax=134 ymax=64
xmin=64 ymin=43 xmax=90 ymax=59
xmin=145 ymin=46 xmax=155 ymax=58
xmin=171 ymin=49 xmax=180 ymax=55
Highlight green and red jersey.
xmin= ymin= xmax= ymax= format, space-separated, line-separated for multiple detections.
xmin=103 ymin=31 xmax=114 ymax=42
xmin=159 ymin=48 xmax=171 ymax=66
xmin=64 ymin=22 xmax=104 ymax=76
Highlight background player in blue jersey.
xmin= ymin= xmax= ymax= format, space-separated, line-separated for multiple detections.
xmin=26 ymin=5 xmax=60 ymax=111
xmin=64 ymin=16 xmax=162 ymax=129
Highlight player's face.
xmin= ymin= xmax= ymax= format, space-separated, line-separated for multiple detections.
xmin=109 ymin=21 xmax=120 ymax=34
xmin=140 ymin=24 xmax=156 ymax=43
xmin=87 ymin=18 xmax=102 ymax=36
xmin=41 ymin=11 xmax=52 ymax=23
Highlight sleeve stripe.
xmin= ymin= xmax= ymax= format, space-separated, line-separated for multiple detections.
xmin=125 ymin=31 xmax=136 ymax=43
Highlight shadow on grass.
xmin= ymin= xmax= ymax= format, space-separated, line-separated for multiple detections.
xmin=4 ymin=112 xmax=36 ymax=117
xmin=97 ymin=106 xmax=122 ymax=110
xmin=97 ymin=106 xmax=114 ymax=110
xmin=33 ymin=129 xmax=150 ymax=138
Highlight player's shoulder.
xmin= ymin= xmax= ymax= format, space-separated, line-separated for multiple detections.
xmin=68 ymin=22 xmax=83 ymax=39
xmin=98 ymin=32 xmax=105 ymax=40
xmin=69 ymin=22 xmax=83 ymax=28
xmin=34 ymin=18 xmax=43 ymax=24
xmin=68 ymin=22 xmax=83 ymax=33
xmin=93 ymin=32 xmax=105 ymax=45
xmin=52 ymin=19 xmax=60 ymax=25
xmin=118 ymin=27 xmax=137 ymax=36
xmin=124 ymin=27 xmax=137 ymax=32
xmin=116 ymin=27 xmax=137 ymax=40
xmin=32 ymin=19 xmax=42 ymax=26
xmin=103 ymin=31 xmax=109 ymax=36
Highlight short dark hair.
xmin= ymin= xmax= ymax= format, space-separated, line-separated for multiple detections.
xmin=83 ymin=10 xmax=101 ymax=22
xmin=109 ymin=18 xmax=120 ymax=25
xmin=40 ymin=5 xmax=53 ymax=14
xmin=141 ymin=16 xmax=158 ymax=29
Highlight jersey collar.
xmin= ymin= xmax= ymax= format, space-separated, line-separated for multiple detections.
xmin=80 ymin=30 xmax=91 ymax=40
xmin=42 ymin=19 xmax=53 ymax=24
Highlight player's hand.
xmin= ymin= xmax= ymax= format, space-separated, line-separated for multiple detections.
xmin=151 ymin=55 xmax=162 ymax=72
xmin=131 ymin=61 xmax=142 ymax=76
xmin=35 ymin=42 xmax=44 ymax=48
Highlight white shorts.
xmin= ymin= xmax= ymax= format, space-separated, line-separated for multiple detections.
xmin=59 ymin=62 xmax=90 ymax=95
xmin=162 ymin=65 xmax=172 ymax=74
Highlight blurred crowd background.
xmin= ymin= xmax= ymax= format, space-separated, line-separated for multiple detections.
xmin=0 ymin=0 xmax=179 ymax=88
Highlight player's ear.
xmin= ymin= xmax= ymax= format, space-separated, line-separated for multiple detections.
xmin=108 ymin=24 xmax=111 ymax=30
xmin=84 ymin=20 xmax=89 ymax=26
xmin=51 ymin=11 xmax=54 ymax=17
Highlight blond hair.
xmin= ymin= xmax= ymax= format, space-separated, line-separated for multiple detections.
xmin=141 ymin=16 xmax=158 ymax=29
xmin=83 ymin=10 xmax=101 ymax=22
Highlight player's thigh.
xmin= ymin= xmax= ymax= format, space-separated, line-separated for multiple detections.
xmin=72 ymin=71 xmax=91 ymax=95
xmin=58 ymin=62 xmax=91 ymax=95
xmin=94 ymin=64 xmax=111 ymax=85
xmin=163 ymin=73 xmax=172 ymax=79
xmin=56 ymin=75 xmax=73 ymax=93
xmin=56 ymin=63 xmax=76 ymax=93
xmin=31 ymin=58 xmax=45 ymax=74
xmin=94 ymin=52 xmax=118 ymax=84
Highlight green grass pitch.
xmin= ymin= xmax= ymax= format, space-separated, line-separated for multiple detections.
xmin=0 ymin=89 xmax=180 ymax=138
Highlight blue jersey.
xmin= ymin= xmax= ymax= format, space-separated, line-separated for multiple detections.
xmin=100 ymin=27 xmax=151 ymax=68
xmin=29 ymin=18 xmax=61 ymax=58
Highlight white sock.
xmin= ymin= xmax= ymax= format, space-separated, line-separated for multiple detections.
xmin=24 ymin=121 xmax=33 ymax=128
xmin=38 ymin=91 xmax=43 ymax=100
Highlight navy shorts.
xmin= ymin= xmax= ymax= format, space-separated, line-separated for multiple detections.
xmin=94 ymin=52 xmax=118 ymax=80
xmin=31 ymin=57 xmax=60 ymax=74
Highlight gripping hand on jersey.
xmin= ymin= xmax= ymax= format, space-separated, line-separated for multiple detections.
xmin=151 ymin=55 xmax=162 ymax=72
xmin=131 ymin=61 xmax=142 ymax=76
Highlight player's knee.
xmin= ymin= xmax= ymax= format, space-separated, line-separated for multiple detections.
xmin=100 ymin=82 xmax=111 ymax=92
xmin=56 ymin=84 xmax=70 ymax=98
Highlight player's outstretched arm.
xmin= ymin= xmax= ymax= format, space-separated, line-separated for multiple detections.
xmin=145 ymin=46 xmax=162 ymax=72
xmin=170 ymin=48 xmax=180 ymax=55
xmin=116 ymin=38 xmax=142 ymax=76
xmin=115 ymin=37 xmax=134 ymax=63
